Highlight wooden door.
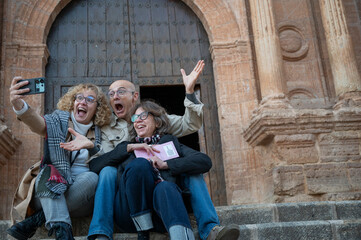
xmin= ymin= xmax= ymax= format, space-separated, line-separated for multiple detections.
xmin=46 ymin=0 xmax=227 ymax=205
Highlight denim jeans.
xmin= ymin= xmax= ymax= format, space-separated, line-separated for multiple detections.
xmin=114 ymin=158 xmax=192 ymax=233
xmin=88 ymin=166 xmax=117 ymax=240
xmin=183 ymin=174 xmax=220 ymax=240
xmin=88 ymin=161 xmax=218 ymax=240
xmin=88 ymin=159 xmax=193 ymax=240
xmin=38 ymin=171 xmax=98 ymax=229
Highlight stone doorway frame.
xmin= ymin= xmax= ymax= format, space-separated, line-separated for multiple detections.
xmin=2 ymin=0 xmax=256 ymax=205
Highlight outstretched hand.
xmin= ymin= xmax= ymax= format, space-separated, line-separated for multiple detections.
xmin=181 ymin=60 xmax=205 ymax=94
xmin=60 ymin=128 xmax=94 ymax=151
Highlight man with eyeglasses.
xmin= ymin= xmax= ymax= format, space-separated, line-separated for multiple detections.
xmin=87 ymin=60 xmax=240 ymax=240
xmin=98 ymin=62 xmax=204 ymax=156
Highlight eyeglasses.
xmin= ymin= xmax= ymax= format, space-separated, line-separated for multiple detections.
xmin=75 ymin=94 xmax=97 ymax=105
xmin=107 ymin=88 xmax=134 ymax=98
xmin=131 ymin=111 xmax=152 ymax=123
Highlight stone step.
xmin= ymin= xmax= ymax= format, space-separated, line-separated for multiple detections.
xmin=2 ymin=200 xmax=361 ymax=239
xmin=217 ymin=200 xmax=361 ymax=225
xmin=3 ymin=219 xmax=361 ymax=240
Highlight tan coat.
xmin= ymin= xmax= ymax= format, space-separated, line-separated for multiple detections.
xmin=10 ymin=107 xmax=96 ymax=222
xmin=10 ymin=161 xmax=40 ymax=224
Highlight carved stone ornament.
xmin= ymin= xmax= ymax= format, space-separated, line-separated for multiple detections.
xmin=0 ymin=122 xmax=21 ymax=165
xmin=243 ymin=107 xmax=361 ymax=147
xmin=278 ymin=22 xmax=309 ymax=61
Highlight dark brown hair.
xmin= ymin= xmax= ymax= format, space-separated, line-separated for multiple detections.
xmin=129 ymin=99 xmax=170 ymax=140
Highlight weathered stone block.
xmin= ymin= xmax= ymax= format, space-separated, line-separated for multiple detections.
xmin=274 ymin=134 xmax=318 ymax=164
xmin=305 ymin=163 xmax=352 ymax=194
xmin=348 ymin=163 xmax=361 ymax=191
xmin=318 ymin=132 xmax=361 ymax=162
xmin=273 ymin=166 xmax=305 ymax=196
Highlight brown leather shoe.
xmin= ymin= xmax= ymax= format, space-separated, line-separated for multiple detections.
xmin=206 ymin=224 xmax=240 ymax=240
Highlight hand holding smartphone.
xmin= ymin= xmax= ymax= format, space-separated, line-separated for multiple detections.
xmin=18 ymin=77 xmax=46 ymax=95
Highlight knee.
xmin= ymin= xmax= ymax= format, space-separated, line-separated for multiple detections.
xmin=84 ymin=171 xmax=98 ymax=185
xmin=75 ymin=172 xmax=99 ymax=193
xmin=99 ymin=166 xmax=117 ymax=181
xmin=76 ymin=171 xmax=98 ymax=184
xmin=187 ymin=174 xmax=205 ymax=188
xmin=125 ymin=158 xmax=151 ymax=174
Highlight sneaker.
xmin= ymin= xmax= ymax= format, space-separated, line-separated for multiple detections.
xmin=206 ymin=224 xmax=240 ymax=240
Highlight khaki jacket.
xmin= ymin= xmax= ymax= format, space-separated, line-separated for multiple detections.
xmin=92 ymin=97 xmax=204 ymax=158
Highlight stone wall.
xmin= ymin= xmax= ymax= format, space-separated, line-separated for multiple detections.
xmin=0 ymin=0 xmax=361 ymax=220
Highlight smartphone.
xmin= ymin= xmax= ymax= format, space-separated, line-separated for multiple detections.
xmin=19 ymin=77 xmax=46 ymax=95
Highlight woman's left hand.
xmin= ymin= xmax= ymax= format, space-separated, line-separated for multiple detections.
xmin=60 ymin=128 xmax=94 ymax=151
xmin=150 ymin=156 xmax=169 ymax=170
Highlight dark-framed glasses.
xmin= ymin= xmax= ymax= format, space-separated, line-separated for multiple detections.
xmin=75 ymin=94 xmax=97 ymax=105
xmin=107 ymin=88 xmax=134 ymax=98
xmin=131 ymin=111 xmax=152 ymax=123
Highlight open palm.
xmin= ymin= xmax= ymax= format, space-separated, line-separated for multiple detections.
xmin=181 ymin=60 xmax=205 ymax=94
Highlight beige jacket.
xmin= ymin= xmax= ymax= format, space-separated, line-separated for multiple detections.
xmin=11 ymin=107 xmax=96 ymax=222
xmin=93 ymin=97 xmax=204 ymax=158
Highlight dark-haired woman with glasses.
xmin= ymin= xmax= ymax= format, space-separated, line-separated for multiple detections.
xmin=8 ymin=77 xmax=111 ymax=240
xmin=88 ymin=100 xmax=212 ymax=240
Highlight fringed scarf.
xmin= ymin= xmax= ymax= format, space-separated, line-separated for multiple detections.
xmin=35 ymin=110 xmax=101 ymax=199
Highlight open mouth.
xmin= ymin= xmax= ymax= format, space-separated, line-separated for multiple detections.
xmin=77 ymin=107 xmax=87 ymax=117
xmin=114 ymin=103 xmax=125 ymax=116
xmin=136 ymin=124 xmax=145 ymax=129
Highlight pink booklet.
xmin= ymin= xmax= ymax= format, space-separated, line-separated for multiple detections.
xmin=134 ymin=141 xmax=179 ymax=161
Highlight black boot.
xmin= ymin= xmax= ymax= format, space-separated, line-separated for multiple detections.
xmin=48 ymin=222 xmax=75 ymax=240
xmin=7 ymin=210 xmax=46 ymax=240
xmin=137 ymin=230 xmax=150 ymax=240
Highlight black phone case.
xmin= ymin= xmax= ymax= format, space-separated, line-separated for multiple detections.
xmin=19 ymin=77 xmax=46 ymax=95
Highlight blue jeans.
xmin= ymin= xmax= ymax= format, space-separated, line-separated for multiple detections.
xmin=88 ymin=166 xmax=117 ymax=240
xmin=183 ymin=174 xmax=220 ymax=240
xmin=88 ymin=159 xmax=192 ymax=239
xmin=114 ymin=158 xmax=192 ymax=233
xmin=88 ymin=163 xmax=218 ymax=240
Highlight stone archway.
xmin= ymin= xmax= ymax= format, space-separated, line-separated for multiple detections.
xmin=3 ymin=0 xmax=253 ymax=220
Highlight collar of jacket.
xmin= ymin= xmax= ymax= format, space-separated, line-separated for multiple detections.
xmin=110 ymin=113 xmax=131 ymax=128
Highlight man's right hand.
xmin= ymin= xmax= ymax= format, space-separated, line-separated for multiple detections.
xmin=9 ymin=76 xmax=30 ymax=110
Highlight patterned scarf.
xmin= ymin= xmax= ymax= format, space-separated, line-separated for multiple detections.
xmin=35 ymin=110 xmax=101 ymax=199
xmin=135 ymin=134 xmax=161 ymax=144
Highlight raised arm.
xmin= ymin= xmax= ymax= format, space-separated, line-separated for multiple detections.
xmin=167 ymin=60 xmax=205 ymax=137
xmin=10 ymin=76 xmax=46 ymax=137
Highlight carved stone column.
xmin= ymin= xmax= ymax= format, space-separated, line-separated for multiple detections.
xmin=249 ymin=0 xmax=290 ymax=110
xmin=319 ymin=0 xmax=361 ymax=109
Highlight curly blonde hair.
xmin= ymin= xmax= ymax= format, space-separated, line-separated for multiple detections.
xmin=57 ymin=84 xmax=111 ymax=126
